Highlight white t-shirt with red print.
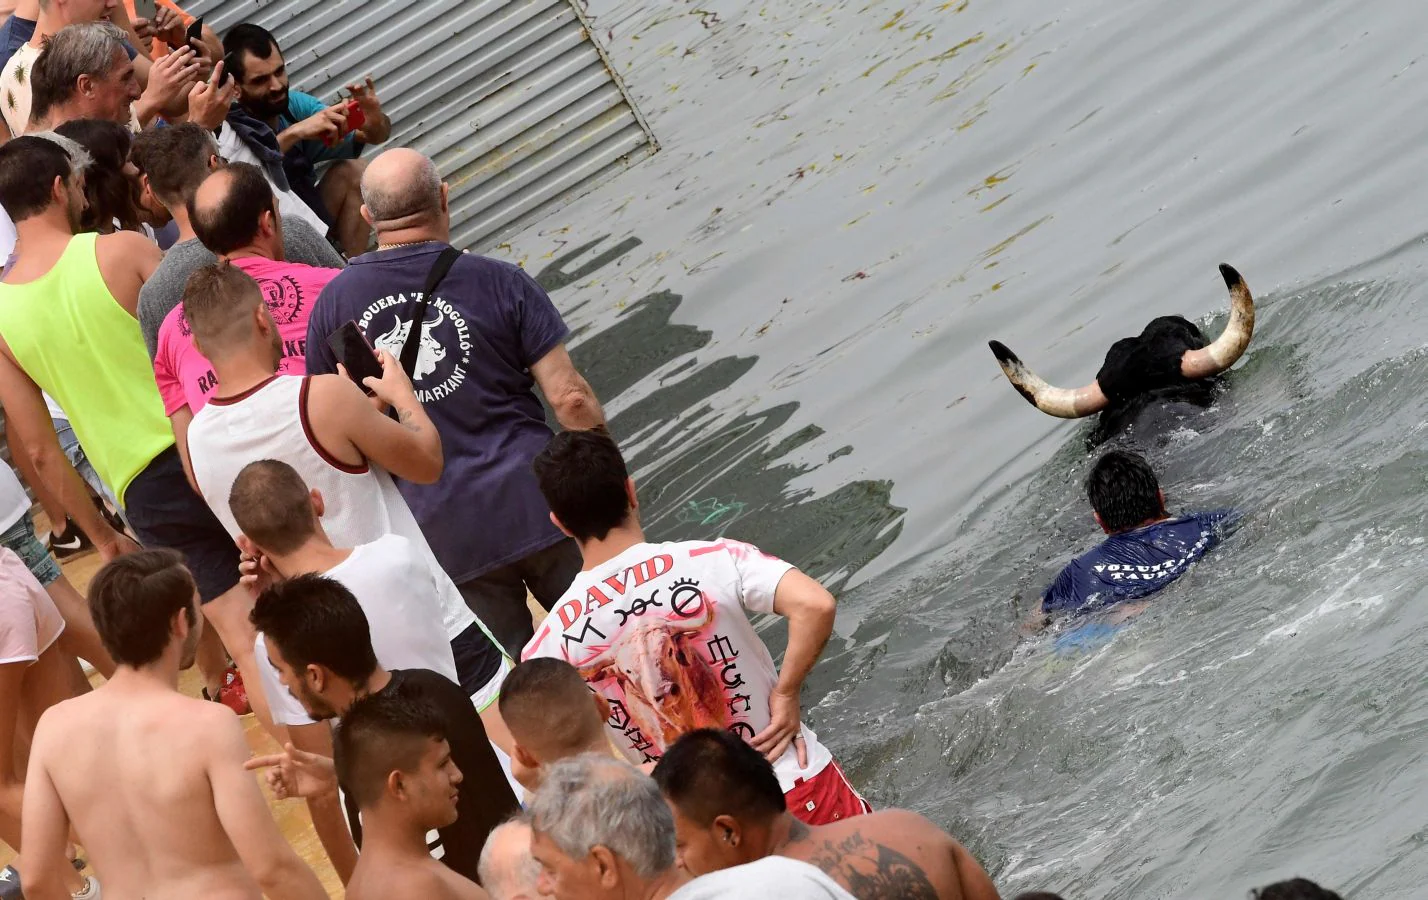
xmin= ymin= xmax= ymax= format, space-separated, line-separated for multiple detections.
xmin=522 ymin=539 xmax=834 ymax=792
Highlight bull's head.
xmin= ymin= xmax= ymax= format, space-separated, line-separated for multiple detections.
xmin=576 ymin=599 xmax=714 ymax=690
xmin=988 ymin=264 xmax=1254 ymax=431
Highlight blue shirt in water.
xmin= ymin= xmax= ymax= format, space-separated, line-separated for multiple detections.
xmin=1042 ymin=510 xmax=1238 ymax=614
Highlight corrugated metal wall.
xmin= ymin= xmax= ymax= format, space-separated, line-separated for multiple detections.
xmin=187 ymin=0 xmax=657 ymax=250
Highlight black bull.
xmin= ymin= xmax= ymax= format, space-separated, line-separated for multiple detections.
xmin=989 ymin=264 xmax=1256 ymax=446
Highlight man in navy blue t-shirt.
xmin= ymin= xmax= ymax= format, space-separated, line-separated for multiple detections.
xmin=1041 ymin=450 xmax=1238 ymax=618
xmin=306 ymin=148 xmax=605 ymax=658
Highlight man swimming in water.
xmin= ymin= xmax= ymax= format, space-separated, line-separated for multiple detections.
xmin=1037 ymin=450 xmax=1238 ymax=622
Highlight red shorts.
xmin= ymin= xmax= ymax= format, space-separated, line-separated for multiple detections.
xmin=784 ymin=760 xmax=871 ymax=825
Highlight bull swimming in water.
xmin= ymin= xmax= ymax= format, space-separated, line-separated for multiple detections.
xmin=988 ymin=263 xmax=1255 ymax=446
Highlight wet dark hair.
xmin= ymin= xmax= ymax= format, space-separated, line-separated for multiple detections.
xmin=131 ymin=122 xmax=220 ymax=208
xmin=531 ymin=429 xmax=630 ymax=543
xmin=222 ymin=23 xmax=281 ymax=83
xmin=1251 ymin=879 xmax=1344 ymax=900
xmin=0 ymin=137 xmax=74 ymax=222
xmin=250 ymin=574 xmax=378 ymax=684
xmin=652 ymin=728 xmax=785 ymax=827
xmin=53 ymin=119 xmax=139 ymax=233
xmin=190 ymin=163 xmax=276 ymax=255
xmin=88 ymin=550 xmax=197 ymax=667
xmin=333 ymin=678 xmax=448 ymax=809
xmin=1085 ymin=449 xmax=1164 ymax=533
xmin=229 ymin=460 xmax=316 ymax=555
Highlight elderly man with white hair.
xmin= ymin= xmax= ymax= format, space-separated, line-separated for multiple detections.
xmin=527 ymin=755 xmax=856 ymax=900
xmin=478 ymin=817 xmax=542 ymax=900
xmin=304 ymin=147 xmax=605 ymax=658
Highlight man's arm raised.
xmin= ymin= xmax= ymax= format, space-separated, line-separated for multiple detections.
xmin=752 ymin=569 xmax=836 ymax=767
xmin=0 ymin=341 xmax=136 ymax=559
xmin=208 ymin=712 xmax=328 ymax=900
xmin=305 ymin=350 xmax=443 ymax=484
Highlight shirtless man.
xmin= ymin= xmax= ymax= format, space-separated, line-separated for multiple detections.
xmin=653 ymin=729 xmax=1001 ymax=900
xmin=19 ymin=550 xmax=328 ymax=900
xmin=496 ymin=658 xmax=618 ymax=794
xmin=333 ymin=681 xmax=489 ymax=900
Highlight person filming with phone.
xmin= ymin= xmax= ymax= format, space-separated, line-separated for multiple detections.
xmin=222 ymin=22 xmax=390 ymax=257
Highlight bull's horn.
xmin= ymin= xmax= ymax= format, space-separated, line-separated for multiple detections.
xmin=988 ymin=340 xmax=1109 ymax=419
xmin=1180 ymin=264 xmax=1255 ymax=380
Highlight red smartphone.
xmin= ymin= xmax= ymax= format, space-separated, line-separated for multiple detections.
xmin=323 ymin=100 xmax=365 ymax=147
xmin=325 ymin=321 xmax=383 ymax=395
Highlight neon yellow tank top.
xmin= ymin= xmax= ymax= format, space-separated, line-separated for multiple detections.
xmin=0 ymin=234 xmax=172 ymax=504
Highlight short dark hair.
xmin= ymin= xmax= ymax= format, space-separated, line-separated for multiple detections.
xmin=181 ymin=260 xmax=264 ymax=353
xmin=54 ymin=119 xmax=138 ymax=232
xmin=1252 ymin=879 xmax=1344 ymax=900
xmin=499 ymin=659 xmax=606 ymax=757
xmin=1085 ymin=449 xmax=1164 ymax=533
xmin=230 ymin=460 xmax=317 ymax=555
xmin=0 ymin=137 xmax=74 ymax=221
xmin=30 ymin=22 xmax=127 ymax=125
xmin=249 ymin=574 xmax=378 ymax=684
xmin=87 ymin=550 xmax=197 ymax=667
xmin=652 ymin=729 xmax=785 ymax=827
xmin=190 ymin=163 xmax=276 ymax=255
xmin=131 ymin=122 xmax=220 ymax=208
xmin=333 ymin=678 xmax=447 ymax=810
xmin=222 ymin=23 xmax=281 ymax=82
xmin=531 ymin=429 xmax=630 ymax=543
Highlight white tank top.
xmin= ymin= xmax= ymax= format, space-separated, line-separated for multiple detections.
xmin=185 ymin=375 xmax=478 ymax=642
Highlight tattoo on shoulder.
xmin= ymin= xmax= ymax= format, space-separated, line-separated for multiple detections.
xmin=801 ymin=831 xmax=937 ymax=900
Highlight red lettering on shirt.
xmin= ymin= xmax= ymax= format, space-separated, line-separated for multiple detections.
xmin=556 ymin=598 xmax=584 ymax=630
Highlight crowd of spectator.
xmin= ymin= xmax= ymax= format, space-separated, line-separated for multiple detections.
xmin=0 ymin=2 xmax=1350 ymax=899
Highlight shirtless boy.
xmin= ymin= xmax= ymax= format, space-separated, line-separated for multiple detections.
xmin=334 ymin=681 xmax=490 ymax=900
xmin=19 ymin=551 xmax=327 ymax=900
xmin=654 ymin=729 xmax=1002 ymax=900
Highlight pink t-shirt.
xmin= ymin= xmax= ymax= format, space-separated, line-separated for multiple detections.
xmin=153 ymin=256 xmax=340 ymax=415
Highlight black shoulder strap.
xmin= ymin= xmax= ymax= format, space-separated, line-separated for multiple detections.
xmin=399 ymin=247 xmax=463 ymax=378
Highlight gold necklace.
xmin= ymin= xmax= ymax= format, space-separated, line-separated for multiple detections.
xmin=376 ymin=239 xmax=441 ymax=251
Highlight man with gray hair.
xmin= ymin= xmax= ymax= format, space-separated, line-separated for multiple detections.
xmin=478 ymin=817 xmax=541 ymax=900
xmin=305 ymin=147 xmax=606 ymax=657
xmin=528 ymin=754 xmax=685 ymax=900
xmin=2 ymin=14 xmax=199 ymax=136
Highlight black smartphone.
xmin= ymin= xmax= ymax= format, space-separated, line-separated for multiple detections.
xmin=326 ymin=321 xmax=383 ymax=395
xmin=186 ymin=17 xmax=204 ymax=46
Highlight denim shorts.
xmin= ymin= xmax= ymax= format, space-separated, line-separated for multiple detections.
xmin=0 ymin=513 xmax=61 ymax=587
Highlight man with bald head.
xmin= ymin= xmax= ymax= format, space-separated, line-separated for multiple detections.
xmin=305 ymin=148 xmax=606 ymax=657
xmin=153 ymin=162 xmax=341 ymax=456
xmin=478 ymin=818 xmax=541 ymax=900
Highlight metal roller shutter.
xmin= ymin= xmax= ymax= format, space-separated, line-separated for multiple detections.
xmin=187 ymin=0 xmax=658 ymax=250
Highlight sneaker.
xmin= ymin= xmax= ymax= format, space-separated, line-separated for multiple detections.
xmin=202 ymin=666 xmax=251 ymax=716
xmin=45 ymin=519 xmax=93 ymax=560
xmin=70 ymin=876 xmax=100 ymax=900
xmin=0 ymin=865 xmax=22 ymax=900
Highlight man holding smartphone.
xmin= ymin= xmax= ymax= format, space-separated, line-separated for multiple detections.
xmin=222 ymin=22 xmax=390 ymax=257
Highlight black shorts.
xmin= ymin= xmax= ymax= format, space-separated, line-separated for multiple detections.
xmin=450 ymin=619 xmax=505 ymax=703
xmin=124 ymin=446 xmax=239 ymax=603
